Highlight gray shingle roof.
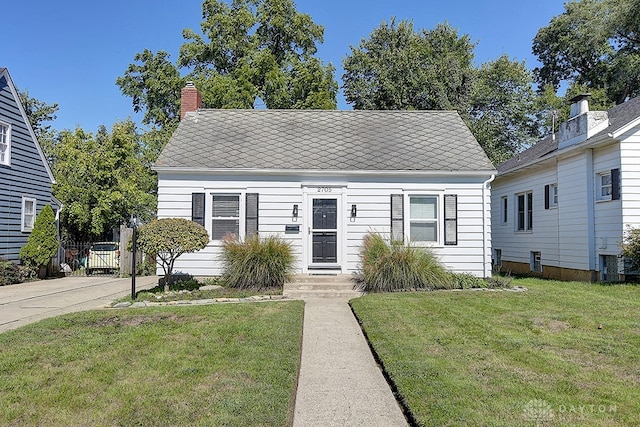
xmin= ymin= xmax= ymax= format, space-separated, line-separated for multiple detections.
xmin=155 ymin=109 xmax=495 ymax=172
xmin=498 ymin=96 xmax=640 ymax=174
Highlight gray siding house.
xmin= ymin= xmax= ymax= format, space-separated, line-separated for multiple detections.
xmin=0 ymin=68 xmax=56 ymax=262
xmin=153 ymin=83 xmax=496 ymax=278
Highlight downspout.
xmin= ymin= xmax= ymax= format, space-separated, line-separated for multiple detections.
xmin=483 ymin=174 xmax=496 ymax=277
xmin=586 ymin=149 xmax=596 ymax=279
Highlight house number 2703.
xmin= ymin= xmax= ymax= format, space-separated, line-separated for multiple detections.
xmin=317 ymin=187 xmax=332 ymax=192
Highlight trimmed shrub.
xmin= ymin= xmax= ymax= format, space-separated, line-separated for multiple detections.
xmin=450 ymin=272 xmax=485 ymax=289
xmin=135 ymin=218 xmax=210 ymax=292
xmin=221 ymin=234 xmax=295 ymax=289
xmin=358 ymin=233 xmax=452 ymax=292
xmin=485 ymin=274 xmax=513 ymax=289
xmin=0 ymin=259 xmax=23 ymax=286
xmin=19 ymin=205 xmax=58 ymax=278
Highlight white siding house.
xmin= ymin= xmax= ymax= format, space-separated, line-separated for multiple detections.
xmin=153 ymin=84 xmax=496 ymax=278
xmin=492 ymin=95 xmax=640 ymax=281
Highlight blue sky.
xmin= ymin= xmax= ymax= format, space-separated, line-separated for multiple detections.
xmin=2 ymin=0 xmax=566 ymax=133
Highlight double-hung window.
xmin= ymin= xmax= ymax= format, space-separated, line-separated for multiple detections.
xmin=516 ymin=191 xmax=533 ymax=231
xmin=211 ymin=194 xmax=240 ymax=240
xmin=599 ymin=172 xmax=612 ymax=200
xmin=597 ymin=169 xmax=620 ymax=201
xmin=0 ymin=122 xmax=10 ymax=166
xmin=544 ymin=184 xmax=558 ymax=209
xmin=409 ymin=196 xmax=438 ymax=243
xmin=22 ymin=197 xmax=36 ymax=232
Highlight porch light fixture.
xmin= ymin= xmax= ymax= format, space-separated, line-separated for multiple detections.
xmin=351 ymin=204 xmax=357 ymax=218
xmin=292 ymin=204 xmax=299 ymax=219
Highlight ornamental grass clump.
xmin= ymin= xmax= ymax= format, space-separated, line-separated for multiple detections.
xmin=358 ymin=233 xmax=452 ymax=292
xmin=222 ymin=234 xmax=295 ymax=289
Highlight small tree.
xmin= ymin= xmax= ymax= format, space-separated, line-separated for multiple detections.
xmin=622 ymin=226 xmax=640 ymax=272
xmin=19 ymin=204 xmax=58 ymax=278
xmin=135 ymin=218 xmax=209 ymax=291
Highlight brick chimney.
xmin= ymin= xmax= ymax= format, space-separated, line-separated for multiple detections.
xmin=180 ymin=81 xmax=202 ymax=119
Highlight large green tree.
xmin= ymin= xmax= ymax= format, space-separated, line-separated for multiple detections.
xmin=18 ymin=89 xmax=59 ymax=165
xmin=533 ymin=0 xmax=640 ymax=105
xmin=343 ymin=20 xmax=546 ymax=165
xmin=117 ymin=0 xmax=338 ymax=140
xmin=53 ymin=120 xmax=157 ymax=241
xmin=343 ymin=19 xmax=475 ymax=111
xmin=467 ymin=55 xmax=539 ymax=164
xmin=116 ymin=50 xmax=184 ymax=130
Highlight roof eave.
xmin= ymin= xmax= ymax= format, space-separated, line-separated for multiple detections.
xmin=497 ymin=132 xmax=614 ymax=178
xmin=152 ymin=166 xmax=497 ymax=178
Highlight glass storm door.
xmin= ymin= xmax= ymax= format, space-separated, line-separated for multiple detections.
xmin=311 ymin=198 xmax=338 ymax=263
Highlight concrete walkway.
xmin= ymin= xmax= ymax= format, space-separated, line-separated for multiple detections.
xmin=293 ymin=297 xmax=408 ymax=426
xmin=0 ymin=275 xmax=158 ymax=333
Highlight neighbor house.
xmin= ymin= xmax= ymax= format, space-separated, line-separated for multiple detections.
xmin=153 ymin=83 xmax=496 ymax=278
xmin=491 ymin=95 xmax=640 ymax=281
xmin=0 ymin=68 xmax=57 ymax=262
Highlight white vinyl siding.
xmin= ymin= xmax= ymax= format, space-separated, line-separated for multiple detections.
xmin=158 ymin=174 xmax=492 ymax=277
xmin=620 ymin=127 xmax=640 ymax=230
xmin=491 ymin=163 xmax=561 ymax=271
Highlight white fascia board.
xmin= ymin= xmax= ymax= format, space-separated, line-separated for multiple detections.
xmin=609 ymin=116 xmax=640 ymax=139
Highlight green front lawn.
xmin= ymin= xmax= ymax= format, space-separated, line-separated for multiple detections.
xmin=350 ymin=278 xmax=640 ymax=426
xmin=0 ymin=302 xmax=304 ymax=426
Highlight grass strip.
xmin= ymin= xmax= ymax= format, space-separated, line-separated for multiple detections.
xmin=0 ymin=301 xmax=303 ymax=426
xmin=351 ymin=279 xmax=640 ymax=426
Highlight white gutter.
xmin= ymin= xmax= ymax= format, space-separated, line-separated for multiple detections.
xmin=483 ymin=174 xmax=496 ymax=277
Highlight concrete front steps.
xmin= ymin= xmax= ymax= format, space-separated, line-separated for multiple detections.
xmin=284 ymin=274 xmax=364 ymax=299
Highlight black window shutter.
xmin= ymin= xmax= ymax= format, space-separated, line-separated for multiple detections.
xmin=444 ymin=194 xmax=458 ymax=245
xmin=390 ymin=194 xmax=404 ymax=243
xmin=544 ymin=185 xmax=550 ymax=210
xmin=192 ymin=193 xmax=205 ymax=226
xmin=611 ymin=168 xmax=620 ymax=200
xmin=246 ymin=193 xmax=259 ymax=237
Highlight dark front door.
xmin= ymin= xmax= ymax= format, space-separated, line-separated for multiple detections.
xmin=312 ymin=198 xmax=337 ymax=263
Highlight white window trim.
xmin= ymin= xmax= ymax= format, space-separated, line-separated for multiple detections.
xmin=209 ymin=191 xmax=245 ymax=241
xmin=404 ymin=192 xmax=443 ymax=246
xmin=21 ymin=196 xmax=37 ymax=232
xmin=515 ymin=191 xmax=533 ymax=232
xmin=0 ymin=121 xmax=11 ymax=166
xmin=597 ymin=171 xmax=612 ymax=201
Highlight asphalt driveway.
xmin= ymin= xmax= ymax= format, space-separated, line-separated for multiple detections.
xmin=0 ymin=275 xmax=158 ymax=333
